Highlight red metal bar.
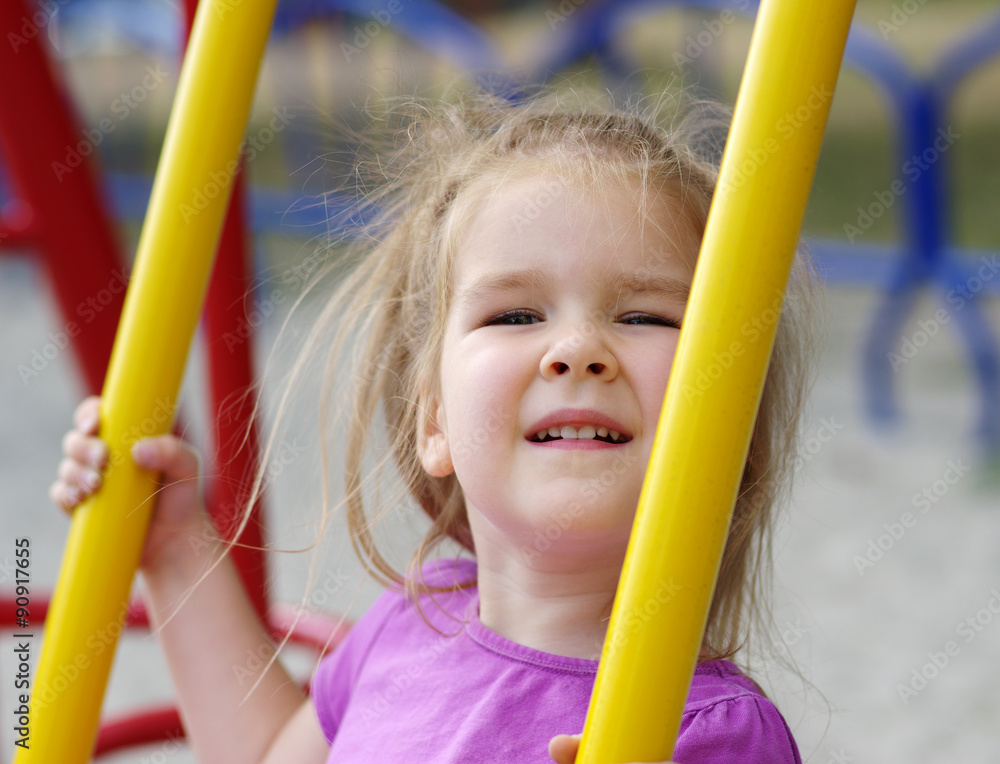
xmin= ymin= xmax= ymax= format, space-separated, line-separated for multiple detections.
xmin=268 ymin=602 xmax=354 ymax=656
xmin=203 ymin=172 xmax=270 ymax=621
xmin=0 ymin=0 xmax=128 ymax=395
xmin=94 ymin=707 xmax=185 ymax=755
xmin=1 ymin=0 xmax=302 ymax=752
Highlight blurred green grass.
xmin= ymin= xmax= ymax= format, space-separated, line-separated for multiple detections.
xmin=62 ymin=0 xmax=1000 ymax=256
xmin=807 ymin=122 xmax=1000 ymax=249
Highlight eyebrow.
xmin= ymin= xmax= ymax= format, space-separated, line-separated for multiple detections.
xmin=457 ymin=267 xmax=689 ymax=309
xmin=612 ymin=271 xmax=690 ymax=302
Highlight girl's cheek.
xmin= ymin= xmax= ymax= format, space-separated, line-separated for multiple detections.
xmin=446 ymin=378 xmax=520 ymax=466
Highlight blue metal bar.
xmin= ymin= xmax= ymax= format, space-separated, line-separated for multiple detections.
xmin=24 ymin=0 xmax=1000 ymax=449
xmin=932 ymin=9 xmax=1000 ymax=106
xmin=273 ymin=0 xmax=508 ymax=91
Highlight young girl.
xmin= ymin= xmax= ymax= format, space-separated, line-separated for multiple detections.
xmin=52 ymin=90 xmax=817 ymax=763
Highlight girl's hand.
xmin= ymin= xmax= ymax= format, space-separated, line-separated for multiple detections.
xmin=548 ymin=733 xmax=677 ymax=764
xmin=50 ymin=396 xmax=216 ymax=574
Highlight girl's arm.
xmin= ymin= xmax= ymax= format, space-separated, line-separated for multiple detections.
xmin=53 ymin=398 xmax=328 ymax=763
xmin=141 ymin=512 xmax=315 ymax=763
xmin=261 ymin=697 xmax=332 ymax=763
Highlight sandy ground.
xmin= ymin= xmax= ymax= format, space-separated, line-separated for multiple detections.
xmin=2 ymin=2 xmax=1000 ymax=762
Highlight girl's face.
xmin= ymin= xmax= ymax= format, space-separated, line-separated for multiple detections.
xmin=419 ymin=172 xmax=699 ymax=565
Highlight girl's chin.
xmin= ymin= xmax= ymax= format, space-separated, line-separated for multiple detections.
xmin=463 ymin=488 xmax=638 ymax=548
xmin=519 ymin=507 xmax=633 ymax=547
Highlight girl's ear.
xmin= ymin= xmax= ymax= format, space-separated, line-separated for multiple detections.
xmin=417 ymin=384 xmax=454 ymax=478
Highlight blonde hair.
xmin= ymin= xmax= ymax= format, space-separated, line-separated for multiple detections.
xmin=255 ymin=86 xmax=820 ymax=662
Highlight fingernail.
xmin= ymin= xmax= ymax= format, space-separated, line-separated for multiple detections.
xmin=79 ymin=412 xmax=99 ymax=433
xmin=83 ymin=469 xmax=101 ymax=491
xmin=88 ymin=442 xmax=107 ymax=465
xmin=131 ymin=442 xmax=152 ymax=465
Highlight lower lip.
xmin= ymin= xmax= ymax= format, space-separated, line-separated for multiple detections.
xmin=527 ymin=439 xmax=628 ymax=450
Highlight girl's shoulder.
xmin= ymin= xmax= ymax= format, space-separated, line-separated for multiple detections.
xmin=679 ymin=661 xmax=801 ymax=763
xmin=344 ymin=556 xmax=478 ymax=641
xmin=408 ymin=555 xmax=478 ymax=591
xmin=310 ymin=557 xmax=478 ymax=740
xmin=688 ymin=659 xmax=767 ymax=703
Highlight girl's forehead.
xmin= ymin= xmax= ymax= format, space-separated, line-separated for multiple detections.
xmin=447 ymin=173 xmax=697 ymax=303
xmin=450 ymin=171 xmax=698 ymax=282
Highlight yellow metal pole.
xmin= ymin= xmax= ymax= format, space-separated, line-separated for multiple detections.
xmin=18 ymin=1 xmax=278 ymax=761
xmin=576 ymin=1 xmax=856 ymax=762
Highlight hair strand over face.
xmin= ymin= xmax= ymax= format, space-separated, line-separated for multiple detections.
xmin=253 ymin=86 xmax=823 ymax=657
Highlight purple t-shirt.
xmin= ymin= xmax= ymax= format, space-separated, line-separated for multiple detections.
xmin=312 ymin=557 xmax=800 ymax=763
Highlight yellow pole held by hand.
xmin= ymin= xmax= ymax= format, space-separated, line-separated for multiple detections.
xmin=17 ymin=1 xmax=278 ymax=761
xmin=576 ymin=1 xmax=856 ymax=762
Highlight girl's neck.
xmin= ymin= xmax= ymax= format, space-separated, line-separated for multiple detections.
xmin=470 ymin=522 xmax=627 ymax=660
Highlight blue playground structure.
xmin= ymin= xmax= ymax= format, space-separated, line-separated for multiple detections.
xmin=26 ymin=0 xmax=999 ymax=450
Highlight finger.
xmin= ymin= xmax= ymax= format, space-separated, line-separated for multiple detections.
xmin=49 ymin=477 xmax=88 ymax=512
xmin=548 ymin=734 xmax=582 ymax=764
xmin=62 ymin=429 xmax=109 ymax=470
xmin=49 ymin=480 xmax=71 ymax=512
xmin=131 ymin=435 xmax=200 ymax=481
xmin=73 ymin=396 xmax=102 ymax=435
xmin=56 ymin=457 xmax=103 ymax=497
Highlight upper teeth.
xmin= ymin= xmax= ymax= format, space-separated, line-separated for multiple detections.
xmin=535 ymin=425 xmax=624 ymax=442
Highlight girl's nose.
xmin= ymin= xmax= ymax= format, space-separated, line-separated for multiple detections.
xmin=540 ymin=322 xmax=619 ymax=381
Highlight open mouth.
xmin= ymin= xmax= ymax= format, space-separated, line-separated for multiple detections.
xmin=528 ymin=425 xmax=631 ymax=444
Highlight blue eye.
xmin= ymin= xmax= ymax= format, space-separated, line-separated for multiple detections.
xmin=620 ymin=313 xmax=681 ymax=329
xmin=486 ymin=310 xmax=539 ymax=326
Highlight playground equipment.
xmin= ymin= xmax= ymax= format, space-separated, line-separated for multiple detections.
xmin=3 ymin=0 xmax=996 ymax=760
xmin=35 ymin=1 xmax=1000 ymax=444
xmin=531 ymin=0 xmax=1000 ymax=449
xmin=576 ymin=2 xmax=856 ymax=761
xmin=11 ymin=0 xmax=280 ymax=760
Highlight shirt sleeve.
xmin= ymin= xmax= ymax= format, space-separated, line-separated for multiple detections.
xmin=674 ymin=694 xmax=802 ymax=764
xmin=309 ymin=585 xmax=405 ymax=743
